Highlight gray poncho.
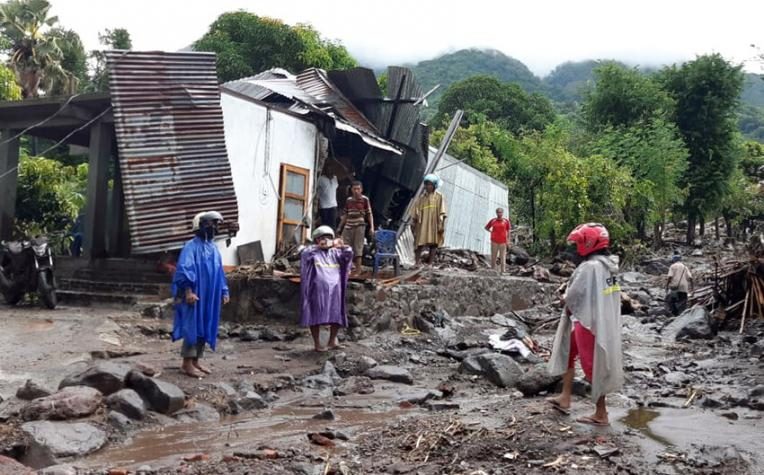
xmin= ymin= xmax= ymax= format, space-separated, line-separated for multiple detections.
xmin=548 ymin=254 xmax=623 ymax=401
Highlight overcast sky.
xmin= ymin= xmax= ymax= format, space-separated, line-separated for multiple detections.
xmin=51 ymin=0 xmax=764 ymax=76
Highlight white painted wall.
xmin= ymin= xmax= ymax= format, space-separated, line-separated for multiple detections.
xmin=217 ymin=92 xmax=317 ymax=265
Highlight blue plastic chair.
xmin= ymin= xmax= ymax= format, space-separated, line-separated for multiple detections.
xmin=372 ymin=229 xmax=399 ymax=278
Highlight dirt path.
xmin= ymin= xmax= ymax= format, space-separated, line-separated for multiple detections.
xmin=1 ymin=299 xmax=763 ymax=474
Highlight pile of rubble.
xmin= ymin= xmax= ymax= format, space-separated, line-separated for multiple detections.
xmin=690 ymin=235 xmax=764 ymax=331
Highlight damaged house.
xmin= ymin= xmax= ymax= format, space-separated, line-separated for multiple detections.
xmin=0 ymin=50 xmax=508 ymax=278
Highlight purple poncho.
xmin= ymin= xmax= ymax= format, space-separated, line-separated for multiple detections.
xmin=300 ymin=245 xmax=353 ymax=327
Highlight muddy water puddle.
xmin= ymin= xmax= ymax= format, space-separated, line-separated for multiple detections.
xmin=85 ymin=403 xmax=409 ymax=468
xmin=617 ymin=407 xmax=764 ymax=463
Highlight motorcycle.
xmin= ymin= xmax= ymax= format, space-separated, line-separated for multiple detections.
xmin=0 ymin=236 xmax=58 ymax=309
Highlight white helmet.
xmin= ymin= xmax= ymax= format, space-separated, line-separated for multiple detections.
xmin=311 ymin=225 xmax=335 ymax=241
xmin=191 ymin=211 xmax=224 ymax=231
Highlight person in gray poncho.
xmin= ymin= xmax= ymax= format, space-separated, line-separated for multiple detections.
xmin=547 ymin=223 xmax=623 ymax=426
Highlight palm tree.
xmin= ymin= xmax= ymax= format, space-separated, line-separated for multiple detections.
xmin=0 ymin=0 xmax=74 ymax=98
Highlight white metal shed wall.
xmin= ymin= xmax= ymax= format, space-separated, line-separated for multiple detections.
xmin=430 ymin=148 xmax=510 ymax=256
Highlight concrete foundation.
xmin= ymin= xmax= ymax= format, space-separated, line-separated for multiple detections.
xmin=222 ymin=270 xmax=553 ymax=329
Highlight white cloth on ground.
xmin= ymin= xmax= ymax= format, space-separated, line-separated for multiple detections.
xmin=548 ymin=254 xmax=623 ymax=402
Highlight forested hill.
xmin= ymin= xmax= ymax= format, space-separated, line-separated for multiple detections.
xmin=408 ymin=48 xmax=764 ymax=140
xmin=410 ymin=49 xmax=543 ymax=113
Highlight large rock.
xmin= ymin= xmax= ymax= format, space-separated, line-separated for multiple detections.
xmin=106 ymin=389 xmax=146 ymax=420
xmin=21 ymin=386 xmax=102 ymax=421
xmin=641 ymin=259 xmax=670 ymax=276
xmin=235 ymin=391 xmax=268 ymax=411
xmin=0 ymin=455 xmax=34 ymax=475
xmin=16 ymin=380 xmax=53 ymax=401
xmin=515 ymin=365 xmax=562 ymax=396
xmin=460 ymin=356 xmax=483 ymax=375
xmin=58 ymin=362 xmax=131 ymax=395
xmin=125 ymin=371 xmax=184 ymax=415
xmin=473 ymin=353 xmax=524 ymax=388
xmin=174 ymin=402 xmax=221 ymax=423
xmin=662 ymin=306 xmax=715 ymax=341
xmin=365 ymin=365 xmax=414 ymax=385
xmin=509 ymin=247 xmax=530 ymax=266
xmin=334 ymin=376 xmax=375 ymax=396
xmin=107 ymin=411 xmax=134 ymax=432
xmin=21 ymin=421 xmax=106 ymax=457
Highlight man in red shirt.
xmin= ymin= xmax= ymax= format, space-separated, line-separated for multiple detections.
xmin=485 ymin=208 xmax=511 ymax=273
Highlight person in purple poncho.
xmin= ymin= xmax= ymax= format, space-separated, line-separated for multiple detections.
xmin=301 ymin=225 xmax=353 ymax=352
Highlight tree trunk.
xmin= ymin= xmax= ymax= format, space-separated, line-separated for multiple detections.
xmin=530 ymin=191 xmax=536 ymax=244
xmin=686 ymin=215 xmax=696 ymax=245
xmin=653 ymin=221 xmax=663 ymax=250
xmin=724 ymin=214 xmax=733 ymax=238
xmin=714 ymin=217 xmax=720 ymax=241
xmin=699 ymin=216 xmax=705 ymax=237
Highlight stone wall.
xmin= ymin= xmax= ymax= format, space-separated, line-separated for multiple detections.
xmin=222 ymin=270 xmax=553 ymax=332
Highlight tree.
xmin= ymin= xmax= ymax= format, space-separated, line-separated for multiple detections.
xmin=436 ymin=75 xmax=556 ymax=135
xmin=0 ymin=0 xmax=71 ymax=98
xmin=99 ymin=27 xmax=131 ymax=50
xmin=88 ymin=27 xmax=132 ymax=92
xmin=430 ymin=115 xmax=506 ymax=178
xmin=15 ymin=151 xmax=87 ymax=235
xmin=47 ymin=27 xmax=86 ymax=95
xmin=0 ymin=63 xmax=22 ymax=100
xmin=658 ymin=54 xmax=745 ymax=243
xmin=193 ymin=12 xmax=357 ymax=82
xmin=590 ymin=119 xmax=688 ymax=246
xmin=582 ymin=63 xmax=673 ymax=131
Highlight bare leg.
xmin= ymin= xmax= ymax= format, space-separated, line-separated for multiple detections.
xmin=415 ymin=246 xmax=422 ymax=266
xmin=591 ymin=396 xmax=609 ymax=423
xmin=549 ymin=367 xmax=574 ymax=409
xmin=193 ymin=359 xmax=211 ymax=374
xmin=352 ymin=256 xmax=362 ymax=274
xmin=310 ymin=325 xmax=325 ymax=352
xmin=181 ymin=358 xmax=203 ymax=378
xmin=327 ymin=324 xmax=341 ymax=349
xmin=428 ymin=246 xmax=438 ymax=264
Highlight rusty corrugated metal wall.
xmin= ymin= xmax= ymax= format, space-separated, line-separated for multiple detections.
xmin=106 ymin=51 xmax=238 ymax=254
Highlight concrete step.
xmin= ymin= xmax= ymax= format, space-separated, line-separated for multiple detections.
xmin=58 ymin=278 xmax=171 ymax=298
xmin=72 ymin=268 xmax=172 ymax=285
xmin=57 ymin=289 xmax=142 ymax=307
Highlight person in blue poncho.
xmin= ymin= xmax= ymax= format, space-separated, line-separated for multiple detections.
xmin=172 ymin=211 xmax=233 ymax=378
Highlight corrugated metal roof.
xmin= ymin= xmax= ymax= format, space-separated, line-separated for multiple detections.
xmin=106 ymin=50 xmax=239 ymax=254
xmin=296 ymin=68 xmax=379 ymax=135
xmin=377 ymin=67 xmax=423 ymax=146
xmin=327 ymin=68 xmax=383 ymax=127
xmin=223 ymin=68 xmax=402 ymax=155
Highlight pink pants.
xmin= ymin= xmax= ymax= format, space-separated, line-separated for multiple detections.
xmin=567 ymin=322 xmax=595 ymax=382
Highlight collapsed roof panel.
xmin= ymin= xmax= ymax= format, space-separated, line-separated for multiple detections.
xmin=106 ymin=50 xmax=239 ymax=254
xmin=376 ymin=66 xmax=424 ymax=146
xmin=327 ymin=68 xmax=384 ymax=127
xmin=295 ymin=68 xmax=380 ymax=135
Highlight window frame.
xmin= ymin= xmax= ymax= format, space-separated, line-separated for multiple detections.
xmin=277 ymin=163 xmax=310 ymax=249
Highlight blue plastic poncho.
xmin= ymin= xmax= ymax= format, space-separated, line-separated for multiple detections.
xmin=171 ymin=237 xmax=229 ymax=351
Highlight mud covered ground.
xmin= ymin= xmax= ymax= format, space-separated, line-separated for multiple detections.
xmin=1 ymin=262 xmax=763 ymax=475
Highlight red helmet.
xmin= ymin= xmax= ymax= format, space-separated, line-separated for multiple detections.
xmin=567 ymin=223 xmax=610 ymax=257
